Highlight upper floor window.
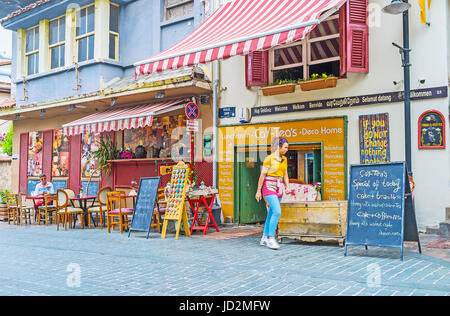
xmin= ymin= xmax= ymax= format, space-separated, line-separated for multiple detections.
xmin=76 ymin=4 xmax=95 ymax=62
xmin=109 ymin=3 xmax=120 ymax=61
xmin=269 ymin=14 xmax=340 ymax=83
xmin=26 ymin=26 xmax=39 ymax=75
xmin=49 ymin=15 xmax=66 ymax=69
xmin=164 ymin=0 xmax=194 ymax=21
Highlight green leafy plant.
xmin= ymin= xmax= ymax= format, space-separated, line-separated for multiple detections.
xmin=0 ymin=125 xmax=13 ymax=156
xmin=93 ymin=134 xmax=118 ymax=176
xmin=272 ymin=79 xmax=297 ymax=85
xmin=0 ymin=189 xmax=11 ymax=204
xmin=297 ymin=73 xmax=335 ymax=83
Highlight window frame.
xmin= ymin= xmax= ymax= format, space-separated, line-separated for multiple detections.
xmin=164 ymin=0 xmax=194 ymax=22
xmin=48 ymin=14 xmax=66 ymax=70
xmin=109 ymin=2 xmax=120 ymax=61
xmin=268 ymin=14 xmax=341 ymax=83
xmin=75 ymin=3 xmax=95 ymax=63
xmin=25 ymin=25 xmax=40 ymax=76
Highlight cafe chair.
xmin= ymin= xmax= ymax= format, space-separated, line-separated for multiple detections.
xmin=16 ymin=194 xmax=34 ymax=225
xmin=63 ymin=188 xmax=76 ymax=199
xmin=87 ymin=186 xmax=112 ymax=229
xmin=6 ymin=194 xmax=18 ymax=225
xmin=56 ymin=189 xmax=85 ymax=231
xmin=38 ymin=194 xmax=58 ymax=225
xmin=106 ymin=191 xmax=134 ymax=234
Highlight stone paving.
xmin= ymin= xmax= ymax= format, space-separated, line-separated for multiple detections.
xmin=0 ymin=222 xmax=448 ymax=296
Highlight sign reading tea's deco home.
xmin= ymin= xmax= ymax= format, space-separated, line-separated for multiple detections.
xmin=359 ymin=113 xmax=390 ymax=164
xmin=418 ymin=110 xmax=446 ymax=149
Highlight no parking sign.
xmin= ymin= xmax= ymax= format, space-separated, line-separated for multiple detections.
xmin=185 ymin=102 xmax=199 ymax=120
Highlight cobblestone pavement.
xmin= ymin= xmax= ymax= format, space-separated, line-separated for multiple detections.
xmin=0 ymin=223 xmax=448 ymax=296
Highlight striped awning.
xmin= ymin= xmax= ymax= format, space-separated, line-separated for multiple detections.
xmin=134 ymin=0 xmax=346 ymax=77
xmin=62 ymin=99 xmax=189 ymax=136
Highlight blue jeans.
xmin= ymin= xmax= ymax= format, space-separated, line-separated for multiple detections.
xmin=263 ymin=195 xmax=282 ymax=237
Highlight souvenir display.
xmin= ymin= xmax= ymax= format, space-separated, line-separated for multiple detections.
xmin=52 ymin=129 xmax=70 ymax=177
xmin=161 ymin=161 xmax=191 ymax=240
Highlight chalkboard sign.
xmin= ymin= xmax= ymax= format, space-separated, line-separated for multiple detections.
xmin=53 ymin=180 xmax=67 ymax=192
xmin=128 ymin=177 xmax=161 ymax=239
xmin=81 ymin=181 xmax=99 ymax=197
xmin=344 ymin=162 xmax=420 ymax=260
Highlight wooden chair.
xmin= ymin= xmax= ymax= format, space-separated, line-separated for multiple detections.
xmin=16 ymin=194 xmax=34 ymax=225
xmin=87 ymin=186 xmax=112 ymax=229
xmin=37 ymin=194 xmax=57 ymax=225
xmin=56 ymin=189 xmax=85 ymax=231
xmin=5 ymin=194 xmax=18 ymax=225
xmin=106 ymin=191 xmax=134 ymax=233
xmin=151 ymin=188 xmax=166 ymax=233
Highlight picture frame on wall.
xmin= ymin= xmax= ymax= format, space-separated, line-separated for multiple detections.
xmin=418 ymin=110 xmax=446 ymax=149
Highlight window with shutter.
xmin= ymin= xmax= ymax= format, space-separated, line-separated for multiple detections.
xmin=346 ymin=0 xmax=369 ymax=73
xmin=245 ymin=51 xmax=268 ymax=87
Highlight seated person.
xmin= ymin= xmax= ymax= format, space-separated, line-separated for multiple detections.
xmin=33 ymin=174 xmax=55 ymax=208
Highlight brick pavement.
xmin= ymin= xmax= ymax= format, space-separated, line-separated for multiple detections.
xmin=0 ymin=222 xmax=448 ymax=296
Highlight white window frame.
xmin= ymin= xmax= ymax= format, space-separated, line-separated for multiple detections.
xmin=75 ymin=3 xmax=95 ymax=63
xmin=25 ymin=25 xmax=39 ymax=76
xmin=109 ymin=2 xmax=120 ymax=61
xmin=269 ymin=14 xmax=340 ymax=83
xmin=49 ymin=14 xmax=66 ymax=69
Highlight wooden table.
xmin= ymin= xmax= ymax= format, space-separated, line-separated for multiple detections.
xmin=187 ymin=191 xmax=219 ymax=235
xmin=70 ymin=195 xmax=97 ymax=228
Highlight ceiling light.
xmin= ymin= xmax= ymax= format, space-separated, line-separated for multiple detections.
xmin=110 ymin=97 xmax=117 ymax=106
xmin=40 ymin=109 xmax=46 ymax=117
xmin=14 ymin=114 xmax=20 ymax=120
xmin=156 ymin=91 xmax=165 ymax=99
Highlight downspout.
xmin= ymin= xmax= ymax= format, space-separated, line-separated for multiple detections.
xmin=212 ymin=59 xmax=219 ymax=188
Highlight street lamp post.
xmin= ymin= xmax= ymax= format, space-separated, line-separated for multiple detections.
xmin=383 ymin=0 xmax=413 ymax=177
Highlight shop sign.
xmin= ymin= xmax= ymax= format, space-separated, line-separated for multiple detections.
xmin=418 ymin=110 xmax=446 ymax=149
xmin=185 ymin=102 xmax=199 ymax=120
xmin=359 ymin=113 xmax=390 ymax=164
xmin=249 ymin=86 xmax=448 ymax=116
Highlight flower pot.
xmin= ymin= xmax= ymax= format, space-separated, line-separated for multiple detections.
xmin=262 ymin=83 xmax=297 ymax=96
xmin=298 ymin=77 xmax=337 ymax=91
xmin=0 ymin=203 xmax=8 ymax=221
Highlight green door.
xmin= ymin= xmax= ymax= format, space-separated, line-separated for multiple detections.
xmin=237 ymin=150 xmax=267 ymax=224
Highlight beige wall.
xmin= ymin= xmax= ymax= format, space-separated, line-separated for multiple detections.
xmin=0 ymin=158 xmax=12 ymax=191
xmin=216 ymin=0 xmax=450 ymax=229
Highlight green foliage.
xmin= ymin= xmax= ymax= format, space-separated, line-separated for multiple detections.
xmin=93 ymin=134 xmax=118 ymax=176
xmin=0 ymin=189 xmax=11 ymax=204
xmin=0 ymin=125 xmax=13 ymax=156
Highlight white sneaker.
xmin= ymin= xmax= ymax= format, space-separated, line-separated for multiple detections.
xmin=266 ymin=237 xmax=280 ymax=250
xmin=260 ymin=236 xmax=268 ymax=246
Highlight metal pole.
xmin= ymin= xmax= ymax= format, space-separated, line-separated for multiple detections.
xmin=403 ymin=1 xmax=412 ymax=177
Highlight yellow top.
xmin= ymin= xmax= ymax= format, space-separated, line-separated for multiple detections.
xmin=262 ymin=153 xmax=287 ymax=178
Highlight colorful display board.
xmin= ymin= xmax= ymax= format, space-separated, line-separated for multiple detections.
xmin=28 ymin=131 xmax=43 ymax=177
xmin=161 ymin=161 xmax=191 ymax=240
xmin=359 ymin=113 xmax=390 ymax=164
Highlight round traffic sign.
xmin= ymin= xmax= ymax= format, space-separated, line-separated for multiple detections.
xmin=185 ymin=102 xmax=199 ymax=120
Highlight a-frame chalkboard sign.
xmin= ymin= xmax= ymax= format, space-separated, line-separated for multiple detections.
xmin=344 ymin=162 xmax=421 ymax=260
xmin=128 ymin=177 xmax=161 ymax=239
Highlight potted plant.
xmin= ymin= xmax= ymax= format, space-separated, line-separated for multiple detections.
xmin=261 ymin=79 xmax=297 ymax=96
xmin=313 ymin=182 xmax=322 ymax=201
xmin=0 ymin=189 xmax=11 ymax=221
xmin=298 ymin=73 xmax=338 ymax=91
xmin=93 ymin=134 xmax=118 ymax=176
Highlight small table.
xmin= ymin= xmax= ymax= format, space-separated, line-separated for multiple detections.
xmin=26 ymin=195 xmax=45 ymax=222
xmin=187 ymin=190 xmax=219 ymax=235
xmin=70 ymin=195 xmax=97 ymax=228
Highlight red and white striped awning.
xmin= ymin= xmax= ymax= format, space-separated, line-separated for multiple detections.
xmin=134 ymin=0 xmax=347 ymax=77
xmin=62 ymin=99 xmax=189 ymax=136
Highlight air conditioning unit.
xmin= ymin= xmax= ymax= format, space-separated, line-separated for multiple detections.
xmin=238 ymin=107 xmax=251 ymax=124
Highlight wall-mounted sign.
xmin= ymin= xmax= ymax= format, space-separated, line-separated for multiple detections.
xmin=359 ymin=113 xmax=390 ymax=164
xmin=219 ymin=107 xmax=236 ymax=118
xmin=418 ymin=110 xmax=445 ymax=149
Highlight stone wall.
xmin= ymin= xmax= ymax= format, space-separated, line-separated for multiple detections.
xmin=0 ymin=157 xmax=12 ymax=192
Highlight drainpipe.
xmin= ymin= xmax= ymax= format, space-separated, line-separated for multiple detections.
xmin=212 ymin=59 xmax=219 ymax=188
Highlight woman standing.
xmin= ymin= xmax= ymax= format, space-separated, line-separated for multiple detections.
xmin=255 ymin=138 xmax=290 ymax=250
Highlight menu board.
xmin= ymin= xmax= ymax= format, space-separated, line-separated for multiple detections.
xmin=128 ymin=177 xmax=161 ymax=238
xmin=344 ymin=162 xmax=420 ymax=260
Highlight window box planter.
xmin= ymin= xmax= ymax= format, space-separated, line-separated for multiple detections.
xmin=261 ymin=83 xmax=297 ymax=96
xmin=298 ymin=77 xmax=338 ymax=91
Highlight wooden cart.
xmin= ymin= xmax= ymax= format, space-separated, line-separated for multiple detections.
xmin=278 ymin=201 xmax=348 ymax=246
